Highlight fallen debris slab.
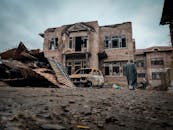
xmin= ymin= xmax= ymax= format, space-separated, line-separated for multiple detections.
xmin=33 ymin=68 xmax=59 ymax=86
xmin=0 ymin=60 xmax=56 ymax=87
xmin=0 ymin=42 xmax=75 ymax=88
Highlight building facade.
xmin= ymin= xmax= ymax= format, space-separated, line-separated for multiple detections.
xmin=40 ymin=21 xmax=135 ymax=85
xmin=135 ymin=46 xmax=173 ymax=87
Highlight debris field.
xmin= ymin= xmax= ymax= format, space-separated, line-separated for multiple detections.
xmin=0 ymin=84 xmax=173 ymax=130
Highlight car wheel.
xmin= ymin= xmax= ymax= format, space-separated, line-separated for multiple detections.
xmin=99 ymin=84 xmax=103 ymax=88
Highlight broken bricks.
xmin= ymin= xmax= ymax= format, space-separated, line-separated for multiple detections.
xmin=0 ymin=42 xmax=75 ymax=88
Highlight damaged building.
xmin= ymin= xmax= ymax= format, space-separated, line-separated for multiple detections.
xmin=40 ymin=21 xmax=135 ymax=85
xmin=135 ymin=46 xmax=173 ymax=87
xmin=0 ymin=42 xmax=74 ymax=88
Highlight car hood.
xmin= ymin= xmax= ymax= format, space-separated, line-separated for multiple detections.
xmin=69 ymin=74 xmax=89 ymax=78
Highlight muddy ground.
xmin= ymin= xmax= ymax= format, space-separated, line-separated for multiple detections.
xmin=0 ymin=82 xmax=173 ymax=130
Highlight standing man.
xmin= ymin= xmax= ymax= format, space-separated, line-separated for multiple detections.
xmin=124 ymin=60 xmax=137 ymax=90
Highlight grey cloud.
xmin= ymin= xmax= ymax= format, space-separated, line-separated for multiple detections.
xmin=0 ymin=0 xmax=170 ymax=52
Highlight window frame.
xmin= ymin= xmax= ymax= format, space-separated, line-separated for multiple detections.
xmin=49 ymin=37 xmax=58 ymax=50
xmin=135 ymin=60 xmax=145 ymax=67
xmin=152 ymin=72 xmax=161 ymax=80
xmin=151 ymin=58 xmax=164 ymax=66
xmin=137 ymin=73 xmax=146 ymax=78
xmin=104 ymin=35 xmax=127 ymax=49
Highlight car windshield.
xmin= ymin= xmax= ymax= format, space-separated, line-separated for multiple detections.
xmin=75 ymin=69 xmax=92 ymax=74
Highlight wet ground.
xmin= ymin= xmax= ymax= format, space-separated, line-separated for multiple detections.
xmin=0 ymin=82 xmax=173 ymax=130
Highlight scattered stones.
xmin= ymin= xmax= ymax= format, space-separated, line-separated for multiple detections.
xmin=97 ymin=121 xmax=104 ymax=128
xmin=0 ymin=87 xmax=173 ymax=130
xmin=49 ymin=99 xmax=53 ymax=102
xmin=44 ymin=106 xmax=49 ymax=111
xmin=69 ymin=100 xmax=75 ymax=104
xmin=51 ymin=90 xmax=55 ymax=93
xmin=105 ymin=116 xmax=119 ymax=123
xmin=61 ymin=105 xmax=69 ymax=113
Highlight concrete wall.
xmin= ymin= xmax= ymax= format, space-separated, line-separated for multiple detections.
xmin=135 ymin=49 xmax=172 ymax=87
xmin=99 ymin=22 xmax=134 ymax=86
xmin=135 ymin=54 xmax=147 ymax=82
xmin=43 ymin=27 xmax=65 ymax=62
xmin=147 ymin=51 xmax=172 ymax=86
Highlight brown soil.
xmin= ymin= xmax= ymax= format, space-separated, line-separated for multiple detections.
xmin=0 ymin=83 xmax=173 ymax=130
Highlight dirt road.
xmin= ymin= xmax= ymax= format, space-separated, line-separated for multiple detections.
xmin=0 ymin=84 xmax=173 ymax=130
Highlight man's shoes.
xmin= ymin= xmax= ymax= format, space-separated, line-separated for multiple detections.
xmin=129 ymin=85 xmax=133 ymax=90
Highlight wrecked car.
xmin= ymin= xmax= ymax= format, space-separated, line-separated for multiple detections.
xmin=69 ymin=68 xmax=104 ymax=87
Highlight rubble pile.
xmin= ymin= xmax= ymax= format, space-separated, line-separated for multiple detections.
xmin=0 ymin=42 xmax=74 ymax=88
xmin=0 ymin=87 xmax=173 ymax=130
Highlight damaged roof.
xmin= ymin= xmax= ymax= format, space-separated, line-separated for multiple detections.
xmin=100 ymin=22 xmax=131 ymax=28
xmin=44 ymin=21 xmax=97 ymax=34
xmin=135 ymin=46 xmax=173 ymax=55
xmin=0 ymin=42 xmax=44 ymax=61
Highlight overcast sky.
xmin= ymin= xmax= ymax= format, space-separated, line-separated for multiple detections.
xmin=0 ymin=0 xmax=170 ymax=52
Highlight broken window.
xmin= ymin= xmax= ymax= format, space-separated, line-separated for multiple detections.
xmin=151 ymin=58 xmax=164 ymax=66
xmin=104 ymin=41 xmax=109 ymax=48
xmin=69 ymin=37 xmax=73 ymax=49
xmin=121 ymin=35 xmax=126 ymax=47
xmin=69 ymin=36 xmax=88 ymax=51
xmin=112 ymin=39 xmax=119 ymax=48
xmin=112 ymin=66 xmax=120 ymax=75
xmin=152 ymin=72 xmax=161 ymax=80
xmin=137 ymin=73 xmax=145 ymax=78
xmin=104 ymin=35 xmax=126 ymax=49
xmin=82 ymin=36 xmax=88 ymax=48
xmin=104 ymin=36 xmax=110 ymax=48
xmin=49 ymin=37 xmax=58 ymax=50
xmin=49 ymin=38 xmax=54 ymax=50
xmin=67 ymin=66 xmax=72 ymax=75
xmin=105 ymin=66 xmax=110 ymax=75
xmin=112 ymin=62 xmax=121 ymax=76
xmin=65 ymin=58 xmax=88 ymax=75
xmin=135 ymin=60 xmax=144 ymax=67
xmin=104 ymin=61 xmax=125 ymax=76
xmin=55 ymin=38 xmax=58 ymax=49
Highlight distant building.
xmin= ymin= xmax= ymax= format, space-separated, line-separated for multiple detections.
xmin=135 ymin=46 xmax=173 ymax=87
xmin=40 ymin=20 xmax=172 ymax=87
xmin=40 ymin=21 xmax=135 ymax=85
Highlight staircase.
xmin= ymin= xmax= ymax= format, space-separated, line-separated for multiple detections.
xmin=48 ymin=58 xmax=75 ymax=88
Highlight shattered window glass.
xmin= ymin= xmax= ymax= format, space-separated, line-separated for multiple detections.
xmin=135 ymin=60 xmax=144 ymax=67
xmin=121 ymin=35 xmax=126 ymax=48
xmin=104 ymin=35 xmax=126 ymax=49
xmin=152 ymin=72 xmax=161 ymax=80
xmin=112 ymin=66 xmax=120 ymax=75
xmin=49 ymin=37 xmax=58 ymax=50
xmin=112 ymin=39 xmax=119 ymax=48
xmin=137 ymin=73 xmax=146 ymax=77
xmin=69 ymin=37 xmax=73 ymax=49
xmin=151 ymin=58 xmax=164 ymax=65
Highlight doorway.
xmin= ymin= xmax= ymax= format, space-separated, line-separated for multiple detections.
xmin=75 ymin=37 xmax=82 ymax=51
